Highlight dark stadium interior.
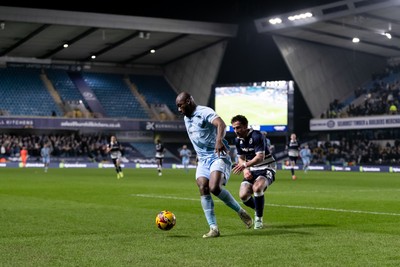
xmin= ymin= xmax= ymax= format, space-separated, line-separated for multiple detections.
xmin=0 ymin=1 xmax=399 ymax=167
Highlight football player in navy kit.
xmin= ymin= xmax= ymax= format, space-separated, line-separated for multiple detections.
xmin=287 ymin=133 xmax=300 ymax=180
xmin=155 ymin=139 xmax=165 ymax=176
xmin=231 ymin=115 xmax=277 ymax=229
xmin=106 ymin=135 xmax=124 ymax=179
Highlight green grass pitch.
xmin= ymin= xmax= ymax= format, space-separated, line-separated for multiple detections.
xmin=0 ymin=168 xmax=399 ymax=266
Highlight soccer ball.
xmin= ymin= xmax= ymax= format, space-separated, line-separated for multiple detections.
xmin=155 ymin=210 xmax=176 ymax=231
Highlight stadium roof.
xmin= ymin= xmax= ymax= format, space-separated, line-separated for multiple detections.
xmin=255 ymin=0 xmax=400 ymax=59
xmin=0 ymin=6 xmax=237 ymax=69
xmin=1 ymin=1 xmax=400 ymax=70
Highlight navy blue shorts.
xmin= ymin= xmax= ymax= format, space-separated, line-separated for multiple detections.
xmin=243 ymin=169 xmax=275 ymax=187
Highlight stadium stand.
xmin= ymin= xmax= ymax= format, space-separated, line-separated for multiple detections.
xmin=323 ymin=65 xmax=400 ymax=118
xmin=45 ymin=69 xmax=86 ymax=104
xmin=0 ymin=64 xmax=398 ymax=167
xmin=81 ymin=72 xmax=150 ymax=119
xmin=0 ymin=68 xmax=62 ymax=116
xmin=45 ymin=69 xmax=91 ymax=117
xmin=130 ymin=74 xmax=179 ymax=117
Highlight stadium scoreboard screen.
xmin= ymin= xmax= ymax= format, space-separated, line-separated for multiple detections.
xmin=212 ymin=80 xmax=294 ymax=133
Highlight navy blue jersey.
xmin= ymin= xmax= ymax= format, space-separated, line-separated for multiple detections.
xmin=234 ymin=129 xmax=276 ymax=172
xmin=107 ymin=141 xmax=122 ymax=159
xmin=108 ymin=141 xmax=121 ymax=152
xmin=287 ymin=139 xmax=300 ymax=157
xmin=156 ymin=143 xmax=164 ymax=153
xmin=155 ymin=143 xmax=165 ymax=158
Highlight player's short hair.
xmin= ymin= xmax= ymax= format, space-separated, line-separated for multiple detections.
xmin=231 ymin=114 xmax=248 ymax=126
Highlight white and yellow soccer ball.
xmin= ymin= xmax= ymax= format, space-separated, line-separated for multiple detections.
xmin=155 ymin=210 xmax=176 ymax=231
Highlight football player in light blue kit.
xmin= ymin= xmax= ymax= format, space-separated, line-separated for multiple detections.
xmin=40 ymin=142 xmax=52 ymax=172
xmin=300 ymin=144 xmax=312 ymax=173
xmin=176 ymin=91 xmax=253 ymax=238
xmin=179 ymin=145 xmax=192 ymax=173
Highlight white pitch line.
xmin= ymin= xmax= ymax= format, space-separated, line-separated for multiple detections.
xmin=266 ymin=203 xmax=400 ymax=216
xmin=268 ymin=189 xmax=400 ymax=194
xmin=130 ymin=194 xmax=400 ymax=216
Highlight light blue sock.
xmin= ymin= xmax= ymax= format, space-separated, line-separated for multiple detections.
xmin=201 ymin=195 xmax=217 ymax=227
xmin=216 ymin=188 xmax=241 ymax=213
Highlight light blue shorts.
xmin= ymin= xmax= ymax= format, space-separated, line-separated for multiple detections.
xmin=182 ymin=158 xmax=190 ymax=165
xmin=42 ymin=156 xmax=50 ymax=164
xmin=196 ymin=155 xmax=232 ymax=182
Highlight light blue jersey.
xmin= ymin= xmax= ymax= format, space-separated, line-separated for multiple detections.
xmin=179 ymin=98 xmax=250 ymax=232
xmin=184 ymin=105 xmax=231 ymax=180
xmin=180 ymin=148 xmax=192 ymax=165
xmin=184 ymin=105 xmax=230 ymax=160
xmin=300 ymin=147 xmax=312 ymax=164
xmin=41 ymin=146 xmax=51 ymax=164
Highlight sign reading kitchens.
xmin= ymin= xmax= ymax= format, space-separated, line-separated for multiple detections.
xmin=0 ymin=117 xmax=186 ymax=132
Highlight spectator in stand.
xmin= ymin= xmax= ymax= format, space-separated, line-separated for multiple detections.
xmin=0 ymin=143 xmax=6 ymax=160
xmin=389 ymin=102 xmax=398 ymax=115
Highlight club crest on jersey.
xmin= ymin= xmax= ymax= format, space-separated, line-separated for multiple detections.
xmin=249 ymin=138 xmax=253 ymax=144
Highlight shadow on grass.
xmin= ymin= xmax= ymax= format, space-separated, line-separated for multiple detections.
xmin=166 ymin=234 xmax=193 ymax=238
xmin=271 ymin=223 xmax=336 ymax=229
xmin=226 ymin=223 xmax=336 ymax=237
xmin=164 ymin=223 xmax=336 ymax=238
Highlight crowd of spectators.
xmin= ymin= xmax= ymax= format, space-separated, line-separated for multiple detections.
xmin=311 ymin=140 xmax=400 ymax=166
xmin=2 ymin=131 xmax=400 ymax=166
xmin=305 ymin=132 xmax=400 ymax=166
xmin=322 ymin=64 xmax=400 ymax=118
xmin=0 ymin=133 xmax=119 ymax=163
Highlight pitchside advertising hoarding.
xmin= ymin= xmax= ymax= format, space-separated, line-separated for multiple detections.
xmin=1 ymin=162 xmax=399 ymax=172
xmin=280 ymin=164 xmax=400 ymax=172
